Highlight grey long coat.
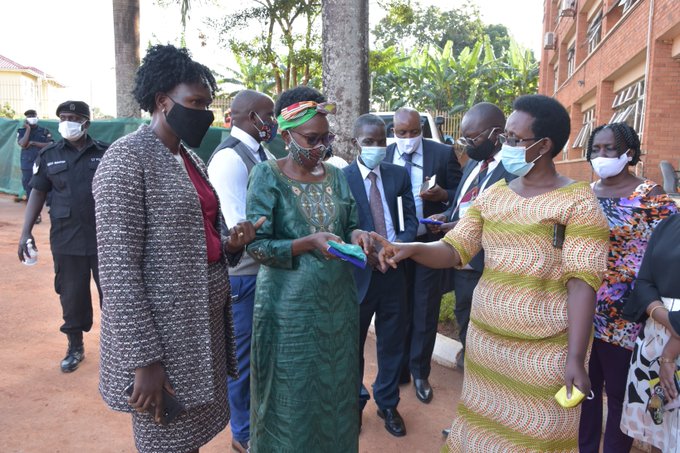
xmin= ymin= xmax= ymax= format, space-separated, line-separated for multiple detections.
xmin=93 ymin=124 xmax=238 ymax=412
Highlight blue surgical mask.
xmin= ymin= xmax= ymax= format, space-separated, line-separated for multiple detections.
xmin=359 ymin=146 xmax=387 ymax=169
xmin=500 ymin=140 xmax=544 ymax=177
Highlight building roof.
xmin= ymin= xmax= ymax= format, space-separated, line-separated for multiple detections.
xmin=0 ymin=54 xmax=64 ymax=87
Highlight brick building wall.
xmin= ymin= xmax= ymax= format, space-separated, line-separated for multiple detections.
xmin=539 ymin=0 xmax=680 ymax=185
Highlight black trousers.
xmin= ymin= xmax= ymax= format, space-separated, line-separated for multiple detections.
xmin=359 ymin=266 xmax=407 ymax=410
xmin=401 ymin=257 xmax=444 ymax=380
xmin=52 ymin=254 xmax=102 ymax=336
xmin=453 ymin=269 xmax=482 ymax=349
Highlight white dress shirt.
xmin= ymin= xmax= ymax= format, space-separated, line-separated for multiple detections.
xmin=207 ymin=126 xmax=263 ymax=229
xmin=391 ymin=140 xmax=425 ymax=235
xmin=358 ymin=160 xmax=397 ymax=242
xmin=455 ymin=154 xmax=501 ymax=205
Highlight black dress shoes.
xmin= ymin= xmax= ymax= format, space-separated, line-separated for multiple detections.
xmin=414 ymin=378 xmax=433 ymax=403
xmin=60 ymin=344 xmax=84 ymax=373
xmin=377 ymin=407 xmax=406 ymax=437
xmin=442 ymin=428 xmax=451 ymax=438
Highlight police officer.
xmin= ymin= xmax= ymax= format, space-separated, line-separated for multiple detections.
xmin=16 ymin=109 xmax=53 ymax=217
xmin=17 ymin=100 xmax=108 ymax=373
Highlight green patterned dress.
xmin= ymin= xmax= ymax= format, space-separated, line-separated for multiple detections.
xmin=246 ymin=160 xmax=360 ymax=453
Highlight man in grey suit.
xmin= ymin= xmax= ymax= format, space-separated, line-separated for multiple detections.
xmin=385 ymin=107 xmax=462 ymax=404
xmin=428 ymin=102 xmax=516 ymax=376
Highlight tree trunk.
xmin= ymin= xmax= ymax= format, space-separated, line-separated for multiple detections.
xmin=322 ymin=0 xmax=369 ymax=161
xmin=112 ymin=0 xmax=141 ymax=118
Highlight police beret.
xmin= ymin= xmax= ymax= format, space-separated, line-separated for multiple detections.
xmin=24 ymin=109 xmax=37 ymax=116
xmin=56 ymin=100 xmax=90 ymax=119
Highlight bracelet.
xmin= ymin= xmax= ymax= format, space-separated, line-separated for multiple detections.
xmin=658 ymin=356 xmax=676 ymax=364
xmin=649 ymin=305 xmax=667 ymax=321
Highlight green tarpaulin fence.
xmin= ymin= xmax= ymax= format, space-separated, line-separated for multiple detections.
xmin=0 ymin=118 xmax=287 ymax=196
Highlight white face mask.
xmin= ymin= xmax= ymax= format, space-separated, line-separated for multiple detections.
xmin=58 ymin=121 xmax=86 ymax=141
xmin=591 ymin=152 xmax=632 ymax=179
xmin=395 ymin=134 xmax=422 ymax=155
xmin=26 ymin=117 xmax=38 ymax=126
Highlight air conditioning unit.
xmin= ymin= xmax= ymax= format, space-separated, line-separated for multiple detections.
xmin=544 ymin=32 xmax=556 ymax=50
xmin=559 ymin=0 xmax=577 ymax=17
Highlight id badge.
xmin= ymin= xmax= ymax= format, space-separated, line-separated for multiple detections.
xmin=458 ymin=201 xmax=473 ymax=218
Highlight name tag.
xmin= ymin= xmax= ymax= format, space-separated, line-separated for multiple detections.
xmin=47 ymin=160 xmax=66 ymax=167
xmin=459 ymin=201 xmax=473 ymax=218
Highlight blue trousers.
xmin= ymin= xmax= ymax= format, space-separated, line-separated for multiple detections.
xmin=228 ymin=275 xmax=256 ymax=443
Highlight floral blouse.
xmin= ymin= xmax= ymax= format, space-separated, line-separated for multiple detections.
xmin=594 ymin=180 xmax=677 ymax=349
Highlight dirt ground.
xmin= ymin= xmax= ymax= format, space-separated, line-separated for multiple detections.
xmin=0 ymin=193 xmax=461 ymax=453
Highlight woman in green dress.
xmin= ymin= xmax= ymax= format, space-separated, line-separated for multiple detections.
xmin=246 ymin=86 xmax=370 ymax=453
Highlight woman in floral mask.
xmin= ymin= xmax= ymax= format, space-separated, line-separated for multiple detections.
xmin=245 ymin=85 xmax=371 ymax=452
xmin=581 ymin=122 xmax=676 ymax=452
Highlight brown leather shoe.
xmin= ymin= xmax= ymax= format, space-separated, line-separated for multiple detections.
xmin=231 ymin=438 xmax=249 ymax=453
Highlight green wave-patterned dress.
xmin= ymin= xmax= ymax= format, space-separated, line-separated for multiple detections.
xmin=246 ymin=160 xmax=360 ymax=453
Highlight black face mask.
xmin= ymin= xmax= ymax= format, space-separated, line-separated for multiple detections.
xmin=466 ymin=139 xmax=497 ymax=161
xmin=165 ymin=99 xmax=215 ymax=148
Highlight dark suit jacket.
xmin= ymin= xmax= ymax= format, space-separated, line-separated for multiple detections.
xmin=443 ymin=157 xmax=516 ymax=272
xmin=386 ymin=139 xmax=462 ymax=239
xmin=343 ymin=161 xmax=418 ymax=302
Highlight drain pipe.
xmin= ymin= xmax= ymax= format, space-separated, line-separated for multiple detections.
xmin=641 ymin=0 xmax=654 ymax=176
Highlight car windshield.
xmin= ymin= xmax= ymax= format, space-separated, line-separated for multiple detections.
xmin=379 ymin=114 xmax=433 ymax=139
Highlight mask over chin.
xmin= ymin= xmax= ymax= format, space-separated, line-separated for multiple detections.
xmin=500 ymin=140 xmax=544 ymax=177
xmin=466 ymin=139 xmax=497 ymax=161
xmin=58 ymin=121 xmax=86 ymax=142
xmin=359 ymin=146 xmax=387 ymax=169
xmin=165 ymin=99 xmax=215 ymax=148
xmin=590 ymin=152 xmax=632 ymax=179
xmin=395 ymin=134 xmax=422 ymax=155
xmin=288 ymin=137 xmax=326 ymax=167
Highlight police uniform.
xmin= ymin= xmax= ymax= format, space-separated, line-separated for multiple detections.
xmin=16 ymin=124 xmax=52 ymax=199
xmin=29 ymin=131 xmax=108 ymax=338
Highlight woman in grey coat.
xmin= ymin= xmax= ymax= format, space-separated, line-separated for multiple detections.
xmin=93 ymin=45 xmax=262 ymax=453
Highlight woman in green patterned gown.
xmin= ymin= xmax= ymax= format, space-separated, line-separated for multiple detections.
xmin=246 ymin=86 xmax=370 ymax=453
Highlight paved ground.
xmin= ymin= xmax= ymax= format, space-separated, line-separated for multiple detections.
xmin=0 ymin=194 xmax=461 ymax=452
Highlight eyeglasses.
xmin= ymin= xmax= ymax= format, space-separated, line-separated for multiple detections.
xmin=456 ymin=127 xmax=501 ymax=147
xmin=290 ymin=130 xmax=336 ymax=147
xmin=498 ymin=134 xmax=544 ymax=147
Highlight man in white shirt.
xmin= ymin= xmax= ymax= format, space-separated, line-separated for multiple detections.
xmin=207 ymin=89 xmax=277 ymax=453
xmin=429 ymin=102 xmax=515 ymax=374
xmin=385 ymin=107 xmax=462 ymax=404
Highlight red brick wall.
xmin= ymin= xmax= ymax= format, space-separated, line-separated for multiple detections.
xmin=539 ymin=0 xmax=680 ymax=185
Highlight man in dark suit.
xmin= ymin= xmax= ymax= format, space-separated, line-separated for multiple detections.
xmin=428 ymin=102 xmax=516 ymax=375
xmin=386 ymin=107 xmax=462 ymax=403
xmin=344 ymin=114 xmax=418 ymax=437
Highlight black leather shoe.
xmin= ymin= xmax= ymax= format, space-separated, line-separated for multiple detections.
xmin=456 ymin=349 xmax=465 ymax=370
xmin=414 ymin=378 xmax=433 ymax=403
xmin=60 ymin=343 xmax=84 ymax=373
xmin=442 ymin=428 xmax=451 ymax=438
xmin=377 ymin=407 xmax=406 ymax=437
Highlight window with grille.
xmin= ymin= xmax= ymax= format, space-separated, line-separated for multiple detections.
xmin=572 ymin=108 xmax=595 ymax=156
xmin=587 ymin=10 xmax=603 ymax=54
xmin=567 ymin=45 xmax=576 ymax=77
xmin=610 ymin=79 xmax=645 ymax=137
xmin=619 ymin=0 xmax=639 ymax=14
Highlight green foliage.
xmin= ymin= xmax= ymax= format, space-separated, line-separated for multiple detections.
xmin=439 ymin=291 xmax=456 ymax=323
xmin=0 ymin=103 xmax=16 ymax=119
xmin=370 ymin=36 xmax=539 ymax=114
xmin=207 ymin=0 xmax=322 ymax=95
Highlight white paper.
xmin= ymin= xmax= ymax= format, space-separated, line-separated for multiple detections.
xmin=397 ymin=196 xmax=405 ymax=232
xmin=420 ymin=174 xmax=437 ymax=193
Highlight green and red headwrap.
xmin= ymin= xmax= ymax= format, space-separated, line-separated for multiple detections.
xmin=277 ymin=101 xmax=337 ymax=131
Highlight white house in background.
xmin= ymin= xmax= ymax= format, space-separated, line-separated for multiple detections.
xmin=0 ymin=54 xmax=64 ymax=118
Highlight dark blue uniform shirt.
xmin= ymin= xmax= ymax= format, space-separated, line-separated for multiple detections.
xmin=16 ymin=126 xmax=53 ymax=170
xmin=30 ymin=137 xmax=108 ymax=255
